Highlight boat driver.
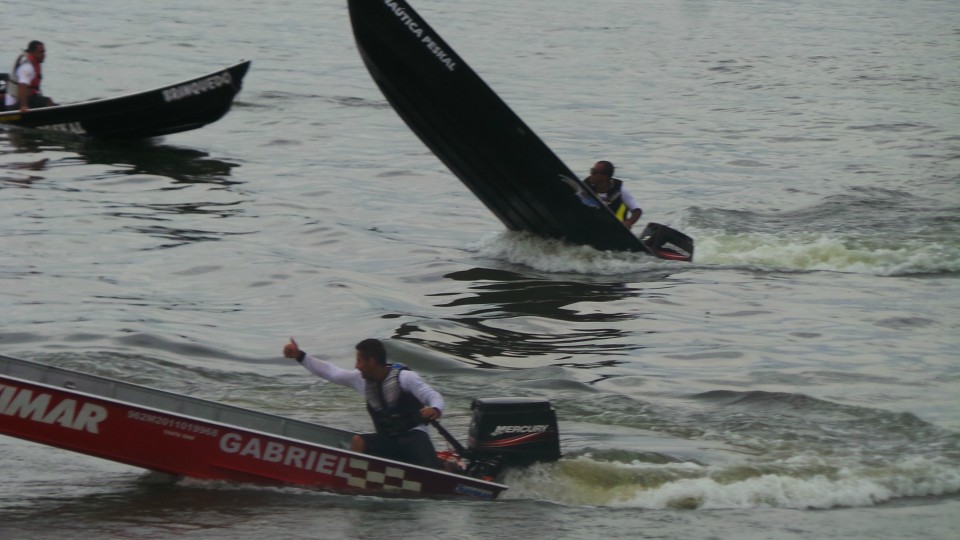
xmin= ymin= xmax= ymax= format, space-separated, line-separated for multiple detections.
xmin=5 ymin=40 xmax=57 ymax=112
xmin=584 ymin=160 xmax=643 ymax=229
xmin=282 ymin=337 xmax=444 ymax=469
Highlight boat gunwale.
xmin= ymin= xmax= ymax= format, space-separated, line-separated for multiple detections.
xmin=0 ymin=59 xmax=251 ymax=119
xmin=0 ymin=353 xmax=508 ymax=490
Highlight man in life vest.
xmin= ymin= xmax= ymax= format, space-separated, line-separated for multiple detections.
xmin=584 ymin=160 xmax=643 ymax=229
xmin=283 ymin=337 xmax=444 ymax=469
xmin=5 ymin=40 xmax=56 ymax=112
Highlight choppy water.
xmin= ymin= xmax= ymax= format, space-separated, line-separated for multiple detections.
xmin=2 ymin=0 xmax=959 ymax=538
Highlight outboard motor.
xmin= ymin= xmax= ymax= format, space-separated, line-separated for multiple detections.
xmin=464 ymin=397 xmax=561 ymax=479
xmin=639 ymin=222 xmax=694 ymax=262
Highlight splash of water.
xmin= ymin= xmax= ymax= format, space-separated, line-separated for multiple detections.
xmin=501 ymin=454 xmax=960 ymax=510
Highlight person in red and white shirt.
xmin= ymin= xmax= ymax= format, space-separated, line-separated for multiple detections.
xmin=5 ymin=40 xmax=56 ymax=112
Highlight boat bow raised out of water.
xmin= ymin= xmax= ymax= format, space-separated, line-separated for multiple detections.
xmin=347 ymin=0 xmax=693 ymax=261
xmin=0 ymin=353 xmax=561 ymax=500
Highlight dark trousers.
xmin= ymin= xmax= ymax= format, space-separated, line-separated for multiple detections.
xmin=4 ymin=94 xmax=53 ymax=110
xmin=359 ymin=429 xmax=441 ymax=469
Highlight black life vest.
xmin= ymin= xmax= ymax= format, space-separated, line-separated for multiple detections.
xmin=364 ymin=364 xmax=425 ymax=436
xmin=586 ymin=177 xmax=628 ymax=220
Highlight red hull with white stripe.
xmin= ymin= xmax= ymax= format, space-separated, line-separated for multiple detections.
xmin=0 ymin=354 xmax=506 ymax=500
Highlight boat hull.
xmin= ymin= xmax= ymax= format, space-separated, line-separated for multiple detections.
xmin=0 ymin=354 xmax=506 ymax=500
xmin=0 ymin=60 xmax=250 ymax=139
xmin=348 ymin=0 xmax=692 ymax=256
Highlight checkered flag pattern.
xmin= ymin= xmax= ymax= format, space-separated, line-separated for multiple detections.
xmin=345 ymin=457 xmax=423 ymax=493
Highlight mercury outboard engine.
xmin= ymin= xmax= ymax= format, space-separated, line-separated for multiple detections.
xmin=463 ymin=397 xmax=561 ymax=479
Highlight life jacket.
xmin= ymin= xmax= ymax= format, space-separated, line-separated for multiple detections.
xmin=364 ymin=364 xmax=425 ymax=436
xmin=8 ymin=54 xmax=42 ymax=99
xmin=587 ymin=177 xmax=628 ymax=221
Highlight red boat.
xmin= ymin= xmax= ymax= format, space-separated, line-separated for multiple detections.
xmin=0 ymin=353 xmax=561 ymax=500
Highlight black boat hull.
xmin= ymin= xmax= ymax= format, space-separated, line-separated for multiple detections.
xmin=0 ymin=60 xmax=250 ymax=139
xmin=348 ymin=1 xmax=692 ymax=259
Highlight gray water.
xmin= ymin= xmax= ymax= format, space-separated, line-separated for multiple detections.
xmin=2 ymin=0 xmax=959 ymax=538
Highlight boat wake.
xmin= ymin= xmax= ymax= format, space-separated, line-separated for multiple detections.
xmin=468 ymin=231 xmax=687 ymax=275
xmin=681 ymin=188 xmax=960 ymax=276
xmin=466 ymin=206 xmax=960 ymax=277
xmin=500 ymin=453 xmax=960 ymax=510
xmin=690 ymin=229 xmax=960 ymax=276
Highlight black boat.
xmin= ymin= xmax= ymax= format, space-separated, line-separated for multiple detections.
xmin=347 ymin=1 xmax=692 ymax=261
xmin=0 ymin=60 xmax=250 ymax=139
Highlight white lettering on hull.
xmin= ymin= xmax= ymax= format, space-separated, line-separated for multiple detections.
xmin=0 ymin=384 xmax=108 ymax=433
xmin=43 ymin=122 xmax=85 ymax=134
xmin=383 ymin=0 xmax=457 ymax=71
xmin=127 ymin=410 xmax=219 ymax=437
xmin=219 ymin=432 xmax=360 ymax=479
xmin=384 ymin=0 xmax=423 ymax=37
xmin=162 ymin=71 xmax=233 ymax=102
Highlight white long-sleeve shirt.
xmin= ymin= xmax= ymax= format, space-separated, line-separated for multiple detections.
xmin=299 ymin=353 xmax=444 ymax=432
xmin=596 ymin=184 xmax=641 ymax=212
xmin=618 ymin=186 xmax=641 ymax=212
